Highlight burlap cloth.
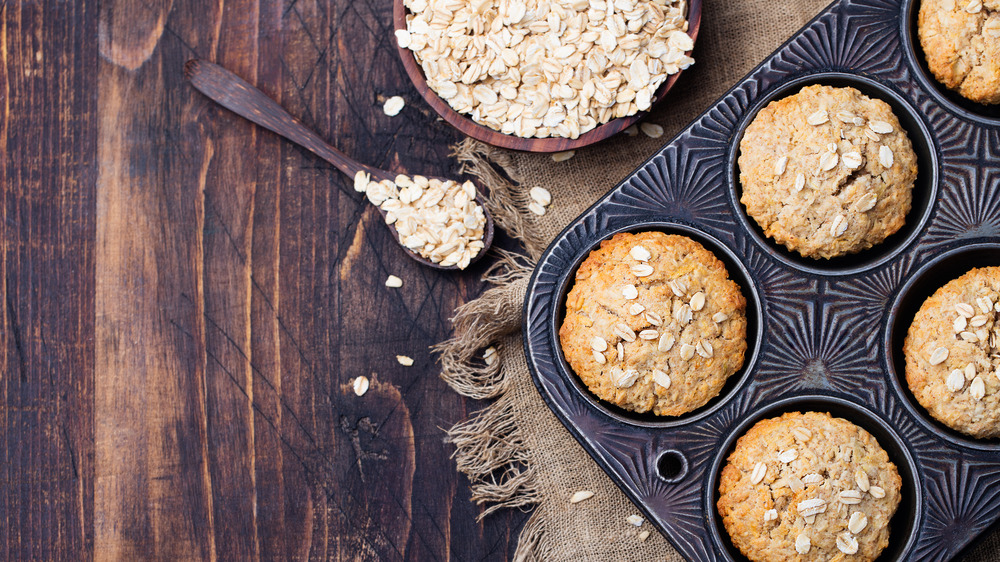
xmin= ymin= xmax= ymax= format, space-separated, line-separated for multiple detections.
xmin=436 ymin=0 xmax=1000 ymax=559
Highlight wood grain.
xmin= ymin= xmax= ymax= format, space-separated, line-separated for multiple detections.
xmin=0 ymin=0 xmax=530 ymax=560
xmin=0 ymin=1 xmax=96 ymax=559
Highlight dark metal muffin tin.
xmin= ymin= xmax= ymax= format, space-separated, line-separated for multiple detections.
xmin=522 ymin=0 xmax=1000 ymax=559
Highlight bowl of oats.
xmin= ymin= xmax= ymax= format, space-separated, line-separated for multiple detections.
xmin=392 ymin=0 xmax=701 ymax=152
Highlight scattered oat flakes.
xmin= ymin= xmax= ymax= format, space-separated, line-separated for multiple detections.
xmin=778 ymin=449 xmax=798 ymax=463
xmin=397 ymin=355 xmax=414 ymax=366
xmin=712 ymin=312 xmax=729 ymax=323
xmin=529 ymin=186 xmax=552 ymax=207
xmin=483 ymin=346 xmax=497 ymax=365
xmin=869 ymin=485 xmax=886 ymax=499
xmin=679 ymin=343 xmax=695 ymax=360
xmin=638 ymin=530 xmax=650 ymax=542
xmin=763 ymin=509 xmax=778 ymax=522
xmin=570 ymin=490 xmax=594 ymax=503
xmin=639 ymin=329 xmax=659 ymax=340
xmin=383 ymin=96 xmax=405 ymax=116
xmin=552 ymin=150 xmax=576 ymax=162
xmin=385 ymin=274 xmax=403 ymax=288
xmin=528 ymin=201 xmax=547 ymax=216
xmin=353 ymin=376 xmax=370 ymax=396
xmin=820 ymin=151 xmax=839 ymax=171
xmin=624 ymin=125 xmax=639 ymax=137
xmin=628 ymin=303 xmax=646 ymax=316
xmin=750 ymin=462 xmax=767 ymax=484
xmin=626 ymin=514 xmax=644 ymax=527
xmin=640 ymin=123 xmax=664 ymax=138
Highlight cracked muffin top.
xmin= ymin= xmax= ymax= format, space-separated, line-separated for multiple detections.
xmin=558 ymin=231 xmax=747 ymax=416
xmin=718 ymin=412 xmax=903 ymax=562
xmin=919 ymin=0 xmax=1000 ymax=105
xmin=738 ymin=84 xmax=918 ymax=260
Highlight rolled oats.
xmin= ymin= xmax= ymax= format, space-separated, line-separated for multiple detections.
xmin=367 ymin=175 xmax=487 ymax=269
xmin=848 ymin=512 xmax=868 ymax=534
xmin=404 ymin=0 xmax=693 ymax=139
xmin=570 ymin=490 xmax=594 ymax=503
xmin=383 ymin=95 xmax=405 ymax=116
xmin=652 ymin=368 xmax=671 ymax=389
xmin=353 ymin=376 xmax=370 ymax=396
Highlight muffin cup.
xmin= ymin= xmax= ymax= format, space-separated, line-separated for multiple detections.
xmin=728 ymin=72 xmax=939 ymax=276
xmin=705 ymin=396 xmax=921 ymax=562
xmin=550 ymin=222 xmax=763 ymax=428
xmin=886 ymin=243 xmax=1000 ymax=451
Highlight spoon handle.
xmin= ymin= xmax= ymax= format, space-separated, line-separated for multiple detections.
xmin=184 ymin=59 xmax=391 ymax=182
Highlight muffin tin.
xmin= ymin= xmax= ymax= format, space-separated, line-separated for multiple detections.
xmin=522 ymin=0 xmax=1000 ymax=559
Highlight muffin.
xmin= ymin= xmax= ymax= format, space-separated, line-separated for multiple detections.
xmin=558 ymin=231 xmax=747 ymax=416
xmin=718 ymin=412 xmax=903 ymax=562
xmin=919 ymin=0 xmax=1000 ymax=105
xmin=739 ymin=84 xmax=918 ymax=259
xmin=903 ymin=266 xmax=1000 ymax=438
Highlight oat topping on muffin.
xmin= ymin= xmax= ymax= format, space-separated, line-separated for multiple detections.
xmin=718 ymin=412 xmax=902 ymax=562
xmin=739 ymin=84 xmax=917 ymax=259
xmin=904 ymin=266 xmax=1000 ymax=438
xmin=559 ymin=231 xmax=747 ymax=416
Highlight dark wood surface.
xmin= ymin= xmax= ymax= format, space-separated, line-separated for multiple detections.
xmin=2 ymin=0 xmax=527 ymax=559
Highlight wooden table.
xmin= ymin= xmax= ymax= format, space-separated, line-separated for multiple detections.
xmin=3 ymin=1 xmax=527 ymax=558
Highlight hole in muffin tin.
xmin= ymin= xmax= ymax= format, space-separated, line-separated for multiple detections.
xmin=551 ymin=222 xmax=763 ymax=429
xmin=705 ymin=396 xmax=920 ymax=562
xmin=656 ymin=450 xmax=688 ymax=483
xmin=886 ymin=243 xmax=1000 ymax=451
xmin=728 ymin=72 xmax=939 ymax=276
xmin=901 ymin=0 xmax=1000 ymax=124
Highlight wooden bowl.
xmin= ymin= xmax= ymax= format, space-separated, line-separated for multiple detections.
xmin=392 ymin=0 xmax=703 ymax=153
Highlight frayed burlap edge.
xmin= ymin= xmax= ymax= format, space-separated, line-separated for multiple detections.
xmin=452 ymin=139 xmax=549 ymax=260
xmin=435 ymin=144 xmax=553 ymax=558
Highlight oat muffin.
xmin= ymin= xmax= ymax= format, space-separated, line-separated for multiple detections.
xmin=558 ymin=231 xmax=747 ymax=416
xmin=718 ymin=412 xmax=903 ymax=562
xmin=739 ymin=85 xmax=918 ymax=259
xmin=919 ymin=0 xmax=1000 ymax=105
xmin=904 ymin=266 xmax=1000 ymax=438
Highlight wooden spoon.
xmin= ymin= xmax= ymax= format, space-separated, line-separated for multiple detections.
xmin=184 ymin=59 xmax=494 ymax=270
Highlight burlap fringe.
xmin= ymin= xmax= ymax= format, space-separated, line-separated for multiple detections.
xmin=452 ymin=138 xmax=549 ymax=260
xmin=438 ymin=143 xmax=551 ymax=556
